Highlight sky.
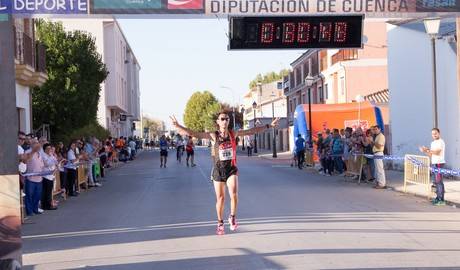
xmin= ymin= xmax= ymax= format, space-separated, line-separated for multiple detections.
xmin=118 ymin=18 xmax=305 ymax=129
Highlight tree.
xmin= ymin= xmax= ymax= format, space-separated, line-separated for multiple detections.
xmin=32 ymin=20 xmax=108 ymax=141
xmin=249 ymin=69 xmax=290 ymax=88
xmin=142 ymin=116 xmax=165 ymax=139
xmin=184 ymin=91 xmax=221 ymax=132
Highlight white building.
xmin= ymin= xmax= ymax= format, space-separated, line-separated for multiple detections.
xmin=242 ymin=81 xmax=289 ymax=151
xmin=53 ymin=18 xmax=141 ymax=138
xmin=14 ymin=19 xmax=48 ymax=135
xmin=387 ymin=19 xmax=459 ymax=169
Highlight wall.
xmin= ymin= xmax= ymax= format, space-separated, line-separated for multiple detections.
xmin=15 ymin=83 xmax=31 ymax=133
xmin=388 ymin=23 xmax=459 ymax=168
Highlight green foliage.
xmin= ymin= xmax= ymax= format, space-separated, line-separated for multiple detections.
xmin=32 ymin=20 xmax=108 ymax=141
xmin=249 ymin=69 xmax=290 ymax=88
xmin=184 ymin=91 xmax=221 ymax=132
xmin=62 ymin=122 xmax=111 ymax=146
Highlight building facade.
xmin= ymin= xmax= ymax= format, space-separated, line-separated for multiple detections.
xmin=387 ymin=19 xmax=459 ymax=169
xmin=14 ymin=18 xmax=48 ymax=134
xmin=54 ymin=18 xmax=141 ymax=138
xmin=243 ymin=81 xmax=288 ymax=152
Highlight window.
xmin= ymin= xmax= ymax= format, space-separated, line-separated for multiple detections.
xmin=324 ymin=84 xmax=329 ymax=100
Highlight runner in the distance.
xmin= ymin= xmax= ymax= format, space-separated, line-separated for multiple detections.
xmin=170 ymin=111 xmax=279 ymax=235
xmin=159 ymin=135 xmax=168 ymax=168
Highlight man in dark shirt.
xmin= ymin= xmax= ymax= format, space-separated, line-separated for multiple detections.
xmin=295 ymin=134 xmax=306 ymax=169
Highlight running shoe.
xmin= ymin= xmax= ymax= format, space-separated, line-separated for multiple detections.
xmin=228 ymin=215 xmax=238 ymax=231
xmin=433 ymin=199 xmax=446 ymax=206
xmin=216 ymin=223 xmax=225 ymax=235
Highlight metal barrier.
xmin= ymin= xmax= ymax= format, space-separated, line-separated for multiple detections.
xmin=345 ymin=154 xmax=364 ymax=183
xmin=404 ymin=154 xmax=431 ymax=199
xmin=52 ymin=171 xmax=61 ymax=197
xmin=77 ymin=164 xmax=88 ymax=192
xmin=305 ymin=149 xmax=314 ymax=167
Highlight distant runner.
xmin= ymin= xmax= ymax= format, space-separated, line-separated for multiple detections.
xmin=159 ymin=135 xmax=168 ymax=168
xmin=186 ymin=136 xmax=196 ymax=167
xmin=170 ymin=111 xmax=279 ymax=235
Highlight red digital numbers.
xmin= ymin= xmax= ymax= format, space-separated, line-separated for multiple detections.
xmin=297 ymin=23 xmax=311 ymax=43
xmin=334 ymin=22 xmax=348 ymax=42
xmin=282 ymin=23 xmax=296 ymax=43
xmin=261 ymin=23 xmax=274 ymax=43
xmin=319 ymin=22 xmax=332 ymax=42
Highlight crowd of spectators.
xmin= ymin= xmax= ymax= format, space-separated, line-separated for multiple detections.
xmin=295 ymin=125 xmax=387 ymax=189
xmin=17 ymin=132 xmax=142 ymax=218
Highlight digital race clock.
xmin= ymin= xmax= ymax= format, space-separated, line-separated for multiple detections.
xmin=229 ymin=16 xmax=364 ymax=50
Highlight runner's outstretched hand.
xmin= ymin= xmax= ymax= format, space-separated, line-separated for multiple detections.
xmin=271 ymin=117 xmax=280 ymax=128
xmin=170 ymin=116 xmax=179 ymax=128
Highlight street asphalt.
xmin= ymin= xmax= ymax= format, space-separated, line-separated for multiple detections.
xmin=22 ymin=148 xmax=460 ymax=270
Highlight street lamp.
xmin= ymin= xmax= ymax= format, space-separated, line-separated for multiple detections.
xmin=271 ymin=91 xmax=277 ymax=158
xmin=241 ymin=106 xmax=246 ymax=151
xmin=304 ymin=75 xmax=315 ymax=146
xmin=356 ymin=94 xmax=365 ymax=129
xmin=423 ymin=17 xmax=441 ymax=128
xmin=252 ymin=101 xmax=258 ymax=153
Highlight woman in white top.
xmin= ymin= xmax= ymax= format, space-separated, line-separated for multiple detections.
xmin=66 ymin=142 xmax=79 ymax=197
xmin=41 ymin=143 xmax=59 ymax=210
xmin=420 ymin=128 xmax=446 ymax=205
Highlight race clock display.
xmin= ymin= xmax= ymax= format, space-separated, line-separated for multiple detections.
xmin=229 ymin=16 xmax=363 ymax=50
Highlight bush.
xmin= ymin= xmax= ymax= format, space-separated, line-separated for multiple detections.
xmin=60 ymin=122 xmax=111 ymax=145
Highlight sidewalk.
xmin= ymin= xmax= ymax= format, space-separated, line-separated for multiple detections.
xmin=245 ymin=148 xmax=460 ymax=206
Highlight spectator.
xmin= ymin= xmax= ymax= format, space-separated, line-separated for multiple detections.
xmin=129 ymin=139 xmax=137 ymax=159
xmin=331 ymin=129 xmax=344 ymax=175
xmin=41 ymin=143 xmax=58 ymax=210
xmin=24 ymin=140 xmax=45 ymax=216
xmin=420 ymin=128 xmax=446 ymax=206
xmin=245 ymin=136 xmax=253 ymax=157
xmin=363 ymin=129 xmax=375 ymax=183
xmin=295 ymin=134 xmax=306 ymax=170
xmin=55 ymin=142 xmax=68 ymax=197
xmin=323 ymin=129 xmax=333 ymax=176
xmin=66 ymin=142 xmax=79 ymax=197
xmin=186 ymin=136 xmax=196 ymax=167
xmin=342 ymin=127 xmax=353 ymax=176
xmin=372 ymin=125 xmax=386 ymax=189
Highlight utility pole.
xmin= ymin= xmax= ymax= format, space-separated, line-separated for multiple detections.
xmin=0 ymin=15 xmax=23 ymax=267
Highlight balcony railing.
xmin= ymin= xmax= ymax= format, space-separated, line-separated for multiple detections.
xmin=331 ymin=49 xmax=358 ymax=66
xmin=14 ymin=29 xmax=35 ymax=68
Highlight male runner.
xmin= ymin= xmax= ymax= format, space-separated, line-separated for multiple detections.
xmin=170 ymin=111 xmax=279 ymax=235
xmin=159 ymin=135 xmax=168 ymax=168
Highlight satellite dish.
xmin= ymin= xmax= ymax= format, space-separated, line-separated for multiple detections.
xmin=362 ymin=35 xmax=369 ymax=44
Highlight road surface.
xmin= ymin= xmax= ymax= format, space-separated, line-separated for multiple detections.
xmin=22 ymin=148 xmax=460 ymax=270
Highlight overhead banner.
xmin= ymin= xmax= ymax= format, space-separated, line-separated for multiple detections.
xmin=206 ymin=0 xmax=460 ymax=15
xmin=0 ymin=0 xmax=459 ymax=15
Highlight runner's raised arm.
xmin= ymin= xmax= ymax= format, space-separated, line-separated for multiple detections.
xmin=236 ymin=117 xmax=280 ymax=137
xmin=170 ymin=116 xmax=212 ymax=140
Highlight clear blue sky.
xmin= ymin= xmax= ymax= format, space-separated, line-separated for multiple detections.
xmin=118 ymin=18 xmax=304 ymax=128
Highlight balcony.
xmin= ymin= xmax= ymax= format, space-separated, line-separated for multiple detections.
xmin=331 ymin=49 xmax=358 ymax=66
xmin=14 ymin=29 xmax=47 ymax=87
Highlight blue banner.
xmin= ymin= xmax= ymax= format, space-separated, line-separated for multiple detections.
xmin=0 ymin=0 xmax=88 ymax=14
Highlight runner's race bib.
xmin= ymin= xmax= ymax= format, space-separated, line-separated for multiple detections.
xmin=219 ymin=142 xmax=233 ymax=161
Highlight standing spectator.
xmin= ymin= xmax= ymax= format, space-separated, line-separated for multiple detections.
xmin=323 ymin=129 xmax=333 ymax=176
xmin=24 ymin=140 xmax=44 ymax=216
xmin=342 ymin=127 xmax=353 ymax=176
xmin=245 ymin=136 xmax=253 ymax=157
xmin=55 ymin=142 xmax=67 ymax=197
xmin=66 ymin=142 xmax=79 ymax=197
xmin=363 ymin=129 xmax=375 ymax=182
xmin=295 ymin=134 xmax=306 ymax=170
xmin=372 ymin=125 xmax=386 ymax=189
xmin=41 ymin=143 xmax=58 ymax=210
xmin=186 ymin=136 xmax=196 ymax=167
xmin=129 ymin=139 xmax=137 ymax=159
xmin=331 ymin=129 xmax=344 ymax=175
xmin=420 ymin=128 xmax=446 ymax=206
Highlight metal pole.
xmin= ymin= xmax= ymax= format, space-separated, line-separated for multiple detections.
xmin=308 ymin=88 xmax=313 ymax=146
xmin=272 ymin=99 xmax=277 ymax=158
xmin=233 ymin=107 xmax=236 ymax=130
xmin=431 ymin=37 xmax=439 ymax=128
xmin=253 ymin=109 xmax=258 ymax=153
xmin=0 ymin=15 xmax=23 ymax=266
